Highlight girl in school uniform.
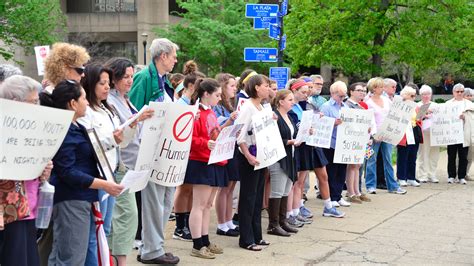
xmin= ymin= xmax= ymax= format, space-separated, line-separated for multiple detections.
xmin=184 ymin=78 xmax=227 ymax=259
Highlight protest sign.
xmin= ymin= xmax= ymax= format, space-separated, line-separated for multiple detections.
xmin=148 ymin=102 xmax=199 ymax=187
xmin=119 ymin=170 xmax=150 ymax=194
xmin=430 ymin=102 xmax=464 ymax=146
xmin=294 ymin=111 xmax=313 ymax=143
xmin=333 ymin=108 xmax=373 ymax=164
xmin=208 ymin=124 xmax=243 ymax=165
xmin=306 ymin=115 xmax=335 ymax=149
xmin=374 ymin=98 xmax=416 ymax=146
xmin=34 ymin=46 xmax=50 ymax=76
xmin=0 ymin=99 xmax=73 ymax=180
xmin=236 ymin=98 xmax=249 ymax=112
xmin=252 ymin=109 xmax=286 ymax=170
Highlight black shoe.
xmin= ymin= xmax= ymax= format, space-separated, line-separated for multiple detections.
xmin=316 ymin=193 xmax=322 ymax=200
xmin=172 ymin=227 xmax=192 ymax=241
xmin=168 ymin=212 xmax=176 ymax=221
xmin=232 ymin=213 xmax=239 ymax=226
xmin=140 ymin=254 xmax=180 ymax=264
xmin=216 ymin=228 xmax=239 ymax=237
xmin=302 ymin=193 xmax=308 ymax=202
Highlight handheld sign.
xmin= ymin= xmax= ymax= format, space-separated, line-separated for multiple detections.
xmin=374 ymin=98 xmax=416 ymax=146
xmin=245 ymin=4 xmax=279 ymax=18
xmin=254 ymin=17 xmax=279 ymax=30
xmin=208 ymin=124 xmax=243 ymax=165
xmin=244 ymin=48 xmax=278 ymax=62
xmin=34 ymin=46 xmax=50 ymax=76
xmin=269 ymin=23 xmax=281 ymax=40
xmin=294 ymin=111 xmax=313 ymax=143
xmin=430 ymin=102 xmax=465 ymax=146
xmin=269 ymin=67 xmax=290 ymax=90
xmin=306 ymin=115 xmax=335 ymax=149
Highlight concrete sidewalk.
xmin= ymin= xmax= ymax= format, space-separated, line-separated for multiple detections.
xmin=127 ymin=150 xmax=474 ymax=265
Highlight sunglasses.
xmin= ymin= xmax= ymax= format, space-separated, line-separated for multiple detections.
xmin=72 ymin=66 xmax=85 ymax=75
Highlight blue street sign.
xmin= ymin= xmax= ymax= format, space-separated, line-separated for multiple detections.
xmin=279 ymin=34 xmax=287 ymax=51
xmin=244 ymin=48 xmax=278 ymax=62
xmin=280 ymin=0 xmax=288 ymax=16
xmin=269 ymin=67 xmax=290 ymax=89
xmin=269 ymin=23 xmax=280 ymax=40
xmin=245 ymin=4 xmax=279 ymax=18
xmin=253 ymin=17 xmax=279 ymax=30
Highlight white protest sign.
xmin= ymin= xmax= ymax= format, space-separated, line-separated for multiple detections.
xmin=134 ymin=102 xmax=167 ymax=171
xmin=236 ymin=98 xmax=249 ymax=112
xmin=208 ymin=124 xmax=243 ymax=165
xmin=119 ymin=170 xmax=150 ymax=194
xmin=149 ymin=102 xmax=199 ymax=187
xmin=405 ymin=124 xmax=415 ymax=145
xmin=117 ymin=105 xmax=148 ymax=131
xmin=295 ymin=111 xmax=313 ymax=143
xmin=333 ymin=108 xmax=373 ymax=164
xmin=34 ymin=46 xmax=50 ymax=76
xmin=0 ymin=99 xmax=73 ymax=180
xmin=306 ymin=115 xmax=335 ymax=149
xmin=252 ymin=109 xmax=286 ymax=170
xmin=430 ymin=102 xmax=464 ymax=146
xmin=374 ymin=98 xmax=416 ymax=146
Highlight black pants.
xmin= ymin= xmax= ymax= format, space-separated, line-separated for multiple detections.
xmin=323 ymin=148 xmax=347 ymax=202
xmin=447 ymin=144 xmax=469 ymax=179
xmin=135 ymin=191 xmax=142 ymax=240
xmin=0 ymin=219 xmax=39 ymax=266
xmin=376 ymin=150 xmax=387 ymax=188
xmin=238 ymin=152 xmax=265 ymax=247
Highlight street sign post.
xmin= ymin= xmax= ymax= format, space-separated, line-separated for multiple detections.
xmin=253 ymin=17 xmax=279 ymax=30
xmin=269 ymin=23 xmax=281 ymax=40
xmin=245 ymin=4 xmax=279 ymax=18
xmin=279 ymin=34 xmax=287 ymax=51
xmin=269 ymin=67 xmax=290 ymax=89
xmin=244 ymin=48 xmax=278 ymax=62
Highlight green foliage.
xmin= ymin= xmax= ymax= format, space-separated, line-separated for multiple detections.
xmin=155 ymin=0 xmax=275 ymax=77
xmin=0 ymin=0 xmax=66 ymax=62
xmin=285 ymin=0 xmax=473 ymax=80
xmin=434 ymin=98 xmax=446 ymax=104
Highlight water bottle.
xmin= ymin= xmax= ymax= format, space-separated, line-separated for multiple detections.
xmin=35 ymin=181 xmax=55 ymax=229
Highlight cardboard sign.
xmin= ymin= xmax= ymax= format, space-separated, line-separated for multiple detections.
xmin=252 ymin=109 xmax=286 ymax=170
xmin=208 ymin=124 xmax=243 ymax=165
xmin=333 ymin=108 xmax=373 ymax=164
xmin=374 ymin=98 xmax=416 ymax=146
xmin=430 ymin=102 xmax=465 ymax=146
xmin=306 ymin=115 xmax=335 ymax=149
xmin=0 ymin=99 xmax=73 ymax=180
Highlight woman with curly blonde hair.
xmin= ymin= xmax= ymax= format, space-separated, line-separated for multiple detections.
xmin=44 ymin=42 xmax=90 ymax=90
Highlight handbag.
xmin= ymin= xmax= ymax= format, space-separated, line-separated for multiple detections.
xmin=0 ymin=180 xmax=30 ymax=229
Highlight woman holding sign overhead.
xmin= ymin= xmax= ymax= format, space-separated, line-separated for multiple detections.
xmin=234 ymin=74 xmax=271 ymax=251
xmin=184 ymin=78 xmax=226 ymax=259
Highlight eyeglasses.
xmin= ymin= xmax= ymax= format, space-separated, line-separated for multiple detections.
xmin=337 ymin=94 xmax=346 ymax=99
xmin=454 ymin=90 xmax=464 ymax=93
xmin=354 ymin=89 xmax=367 ymax=93
xmin=72 ymin=66 xmax=85 ymax=75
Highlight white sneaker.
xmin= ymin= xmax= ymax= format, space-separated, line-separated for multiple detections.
xmin=454 ymin=178 xmax=460 ymax=183
xmin=331 ymin=201 xmax=340 ymax=208
xmin=448 ymin=177 xmax=455 ymax=184
xmin=338 ymin=198 xmax=351 ymax=207
xmin=460 ymin=178 xmax=467 ymax=185
xmin=399 ymin=180 xmax=408 ymax=187
xmin=407 ymin=180 xmax=420 ymax=187
xmin=429 ymin=177 xmax=439 ymax=183
xmin=417 ymin=178 xmax=428 ymax=183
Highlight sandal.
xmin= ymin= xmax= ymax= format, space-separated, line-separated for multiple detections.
xmin=241 ymin=243 xmax=262 ymax=251
xmin=258 ymin=239 xmax=271 ymax=246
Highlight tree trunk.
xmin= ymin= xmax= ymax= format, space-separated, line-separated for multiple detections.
xmin=371 ymin=0 xmax=390 ymax=76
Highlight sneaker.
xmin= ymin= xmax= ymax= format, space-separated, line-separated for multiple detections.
xmin=347 ymin=195 xmax=362 ymax=204
xmin=358 ymin=194 xmax=371 ymax=202
xmin=296 ymin=214 xmax=312 ymax=224
xmin=206 ymin=243 xmax=224 ymax=254
xmin=331 ymin=201 xmax=340 ymax=207
xmin=399 ymin=180 xmax=408 ymax=187
xmin=216 ymin=228 xmax=239 ymax=237
xmin=133 ymin=239 xmax=142 ymax=250
xmin=448 ymin=177 xmax=455 ymax=184
xmin=168 ymin=212 xmax=176 ymax=221
xmin=429 ymin=177 xmax=439 ymax=183
xmin=460 ymin=178 xmax=467 ymax=185
xmin=407 ymin=180 xmax=421 ymax=187
xmin=322 ymin=207 xmax=345 ymax=218
xmin=232 ymin=213 xmax=239 ymax=226
xmin=299 ymin=205 xmax=313 ymax=218
xmin=191 ymin=247 xmax=215 ymax=259
xmin=367 ymin=188 xmax=377 ymax=194
xmin=389 ymin=187 xmax=407 ymax=195
xmin=417 ymin=178 xmax=428 ymax=183
xmin=338 ymin=198 xmax=351 ymax=207
xmin=173 ymin=227 xmax=192 ymax=241
xmin=454 ymin=178 xmax=460 ymax=183
xmin=287 ymin=215 xmax=304 ymax=227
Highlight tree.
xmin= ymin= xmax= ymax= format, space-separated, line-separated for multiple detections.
xmin=0 ymin=0 xmax=66 ymax=62
xmin=285 ymin=0 xmax=473 ymax=83
xmin=155 ymin=0 xmax=275 ymax=77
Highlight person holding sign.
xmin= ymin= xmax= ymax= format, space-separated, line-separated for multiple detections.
xmin=213 ymin=73 xmax=240 ymax=237
xmin=0 ymin=75 xmax=53 ymax=266
xmin=267 ymin=90 xmax=299 ymax=236
xmin=234 ymin=74 xmax=271 ymax=251
xmin=183 ymin=79 xmax=226 ymax=259
xmin=396 ymin=87 xmax=423 ymax=187
xmin=41 ymin=80 xmax=123 ymax=266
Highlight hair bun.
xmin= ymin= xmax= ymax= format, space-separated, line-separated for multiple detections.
xmin=183 ymin=60 xmax=198 ymax=75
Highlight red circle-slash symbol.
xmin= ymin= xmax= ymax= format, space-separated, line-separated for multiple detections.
xmin=173 ymin=112 xmax=194 ymax=142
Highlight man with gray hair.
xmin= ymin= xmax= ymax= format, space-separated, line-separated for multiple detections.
xmin=0 ymin=64 xmax=23 ymax=83
xmin=383 ymin=78 xmax=398 ymax=100
xmin=128 ymin=38 xmax=180 ymax=264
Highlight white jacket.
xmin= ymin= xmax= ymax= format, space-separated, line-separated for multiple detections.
xmin=464 ymin=108 xmax=474 ymax=147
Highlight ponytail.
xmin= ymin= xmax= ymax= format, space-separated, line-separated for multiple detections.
xmin=190 ymin=78 xmax=220 ymax=105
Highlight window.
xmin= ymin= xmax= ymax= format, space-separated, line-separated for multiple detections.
xmin=67 ymin=0 xmax=136 ymax=13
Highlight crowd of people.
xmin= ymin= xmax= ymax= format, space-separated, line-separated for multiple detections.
xmin=0 ymin=38 xmax=473 ymax=265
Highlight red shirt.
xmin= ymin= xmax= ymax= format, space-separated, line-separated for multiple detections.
xmin=189 ymin=106 xmax=227 ymax=166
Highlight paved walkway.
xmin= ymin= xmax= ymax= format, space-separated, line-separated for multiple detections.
xmin=127 ymin=151 xmax=474 ymax=265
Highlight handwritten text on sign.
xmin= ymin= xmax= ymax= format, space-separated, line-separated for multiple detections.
xmin=252 ymin=110 xmax=286 ymax=170
xmin=0 ymin=99 xmax=73 ymax=180
xmin=208 ymin=124 xmax=243 ymax=165
xmin=375 ymin=98 xmax=416 ymax=146
xmin=306 ymin=116 xmax=335 ymax=149
xmin=430 ymin=102 xmax=464 ymax=146
xmin=294 ymin=111 xmax=313 ymax=143
xmin=333 ymin=109 xmax=373 ymax=164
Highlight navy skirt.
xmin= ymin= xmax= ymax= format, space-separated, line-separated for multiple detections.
xmin=184 ymin=160 xmax=229 ymax=187
xmin=226 ymin=157 xmax=240 ymax=181
xmin=313 ymin=147 xmax=329 ymax=168
xmin=295 ymin=143 xmax=317 ymax=171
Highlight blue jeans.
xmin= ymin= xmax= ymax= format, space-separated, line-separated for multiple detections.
xmin=365 ymin=142 xmax=399 ymax=191
xmin=397 ymin=144 xmax=419 ymax=181
xmin=85 ymin=207 xmax=97 ymax=266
